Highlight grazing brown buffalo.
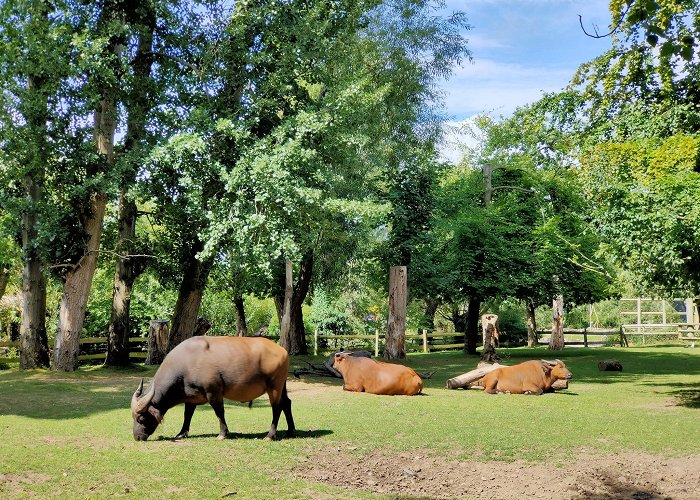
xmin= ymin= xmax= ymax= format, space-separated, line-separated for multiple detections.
xmin=332 ymin=352 xmax=423 ymax=395
xmin=481 ymin=359 xmax=572 ymax=395
xmin=131 ymin=336 xmax=295 ymax=441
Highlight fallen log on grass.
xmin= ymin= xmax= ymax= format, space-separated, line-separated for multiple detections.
xmin=446 ymin=362 xmax=504 ymax=389
xmin=446 ymin=361 xmax=568 ymax=391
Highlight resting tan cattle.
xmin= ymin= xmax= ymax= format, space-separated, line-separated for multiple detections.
xmin=332 ymin=352 xmax=423 ymax=395
xmin=481 ymin=359 xmax=572 ymax=395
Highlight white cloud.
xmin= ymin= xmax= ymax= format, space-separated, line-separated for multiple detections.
xmin=441 ymin=58 xmax=573 ymax=118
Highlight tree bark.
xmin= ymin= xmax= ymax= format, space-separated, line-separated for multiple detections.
xmin=275 ymin=253 xmax=313 ymax=355
xmin=166 ymin=245 xmax=210 ymax=353
xmin=234 ymin=295 xmax=248 ymax=336
xmin=53 ymin=6 xmax=121 ymax=371
xmin=19 ymin=10 xmax=51 ymax=369
xmin=0 ymin=266 xmax=10 ymax=301
xmin=464 ymin=297 xmax=480 ymax=355
xmin=480 ymin=314 xmax=500 ymax=362
xmin=549 ymin=294 xmax=565 ymax=350
xmin=423 ymin=297 xmax=439 ymax=332
xmin=106 ymin=6 xmax=155 ymax=367
xmin=526 ymin=297 xmax=538 ymax=347
xmin=53 ymin=193 xmax=108 ymax=371
xmin=18 ymin=163 xmax=49 ymax=370
xmin=145 ymin=320 xmax=169 ymax=365
xmin=384 ymin=265 xmax=407 ymax=360
xmin=278 ymin=259 xmax=293 ymax=347
xmin=446 ymin=362 xmax=504 ymax=389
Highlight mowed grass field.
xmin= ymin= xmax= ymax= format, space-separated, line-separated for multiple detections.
xmin=1 ymin=346 xmax=699 ymax=499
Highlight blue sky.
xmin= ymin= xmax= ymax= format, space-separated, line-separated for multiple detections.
xmin=439 ymin=0 xmax=614 ymax=120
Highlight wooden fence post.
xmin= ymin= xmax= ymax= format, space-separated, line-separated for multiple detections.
xmin=374 ymin=329 xmax=379 ymax=357
xmin=422 ymin=329 xmax=428 ymax=353
xmin=314 ymin=329 xmax=318 ymax=356
xmin=583 ymin=327 xmax=588 ymax=348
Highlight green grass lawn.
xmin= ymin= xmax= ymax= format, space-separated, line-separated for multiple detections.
xmin=1 ymin=346 xmax=699 ymax=498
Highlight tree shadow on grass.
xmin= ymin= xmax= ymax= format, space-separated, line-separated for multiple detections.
xmin=674 ymin=389 xmax=700 ymax=408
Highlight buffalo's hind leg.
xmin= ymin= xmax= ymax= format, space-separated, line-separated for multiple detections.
xmin=264 ymin=384 xmax=292 ymax=442
xmin=281 ymin=384 xmax=295 ymax=438
xmin=207 ymin=394 xmax=229 ymax=440
xmin=175 ymin=403 xmax=197 ymax=439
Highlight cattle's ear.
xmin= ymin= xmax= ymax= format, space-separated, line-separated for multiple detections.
xmin=541 ymin=363 xmax=552 ymax=375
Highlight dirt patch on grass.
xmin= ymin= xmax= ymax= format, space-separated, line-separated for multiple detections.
xmin=0 ymin=472 xmax=52 ymax=497
xmin=294 ymin=445 xmax=700 ymax=499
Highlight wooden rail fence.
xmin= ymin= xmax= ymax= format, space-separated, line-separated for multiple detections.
xmin=0 ymin=330 xmax=465 ymax=365
xmin=3 ymin=323 xmax=696 ymax=365
xmin=0 ymin=337 xmax=149 ymax=365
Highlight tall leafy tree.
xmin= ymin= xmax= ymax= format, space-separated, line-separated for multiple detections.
xmin=571 ymin=1 xmax=700 ymax=313
xmin=197 ymin=0 xmax=470 ymax=356
xmin=0 ymin=0 xmax=73 ymax=368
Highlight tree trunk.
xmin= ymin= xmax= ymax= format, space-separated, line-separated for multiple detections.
xmin=0 ymin=266 xmax=10 ymax=301
xmin=384 ymin=265 xmax=407 ymax=360
xmin=480 ymin=314 xmax=500 ymax=362
xmin=464 ymin=297 xmax=480 ymax=355
xmin=275 ymin=253 xmax=313 ymax=355
xmin=423 ymin=297 xmax=439 ymax=332
xmin=19 ymin=145 xmax=50 ymax=370
xmin=234 ymin=295 xmax=248 ymax=336
xmin=145 ymin=320 xmax=169 ymax=365
xmin=106 ymin=193 xmax=140 ymax=366
xmin=526 ymin=297 xmax=538 ymax=347
xmin=53 ymin=193 xmax=108 ymax=371
xmin=451 ymin=303 xmax=467 ymax=333
xmin=167 ymin=247 xmax=210 ymax=353
xmin=106 ymin=8 xmax=154 ymax=367
xmin=19 ymin=8 xmax=50 ymax=369
xmin=446 ymin=362 xmax=504 ymax=389
xmin=549 ymin=294 xmax=565 ymax=350
xmin=54 ymin=8 xmax=121 ymax=371
xmin=278 ymin=259 xmax=293 ymax=347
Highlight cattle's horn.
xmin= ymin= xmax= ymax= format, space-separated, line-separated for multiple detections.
xmin=540 ymin=359 xmax=557 ymax=366
xmin=131 ymin=379 xmax=155 ymax=414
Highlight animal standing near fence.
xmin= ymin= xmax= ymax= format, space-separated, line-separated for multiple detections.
xmin=131 ymin=336 xmax=295 ymax=441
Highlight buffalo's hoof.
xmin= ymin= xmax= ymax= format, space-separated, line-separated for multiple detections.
xmin=217 ymin=433 xmax=227 ymax=440
xmin=174 ymin=432 xmax=188 ymax=440
xmin=263 ymin=435 xmax=276 ymax=442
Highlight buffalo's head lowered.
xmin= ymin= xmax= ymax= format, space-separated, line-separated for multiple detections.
xmin=131 ymin=379 xmax=158 ymax=441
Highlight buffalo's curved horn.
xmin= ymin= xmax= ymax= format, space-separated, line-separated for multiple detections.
xmin=131 ymin=379 xmax=155 ymax=414
xmin=540 ymin=359 xmax=557 ymax=366
xmin=555 ymin=359 xmax=563 ymax=365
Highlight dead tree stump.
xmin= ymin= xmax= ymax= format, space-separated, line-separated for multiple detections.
xmin=598 ymin=359 xmax=623 ymax=371
xmin=193 ymin=317 xmax=211 ymax=336
xmin=146 ymin=320 xmax=169 ymax=365
xmin=480 ymin=314 xmax=501 ymax=362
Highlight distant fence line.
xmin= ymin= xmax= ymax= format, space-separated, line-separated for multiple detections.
xmin=0 ymin=330 xmax=465 ymax=365
xmin=2 ymin=323 xmax=698 ymax=365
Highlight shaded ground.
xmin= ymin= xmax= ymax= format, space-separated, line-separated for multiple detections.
xmin=294 ymin=446 xmax=700 ymax=499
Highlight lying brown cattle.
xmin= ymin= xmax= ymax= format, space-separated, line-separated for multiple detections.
xmin=332 ymin=352 xmax=423 ymax=395
xmin=131 ymin=336 xmax=295 ymax=441
xmin=481 ymin=359 xmax=572 ymax=395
